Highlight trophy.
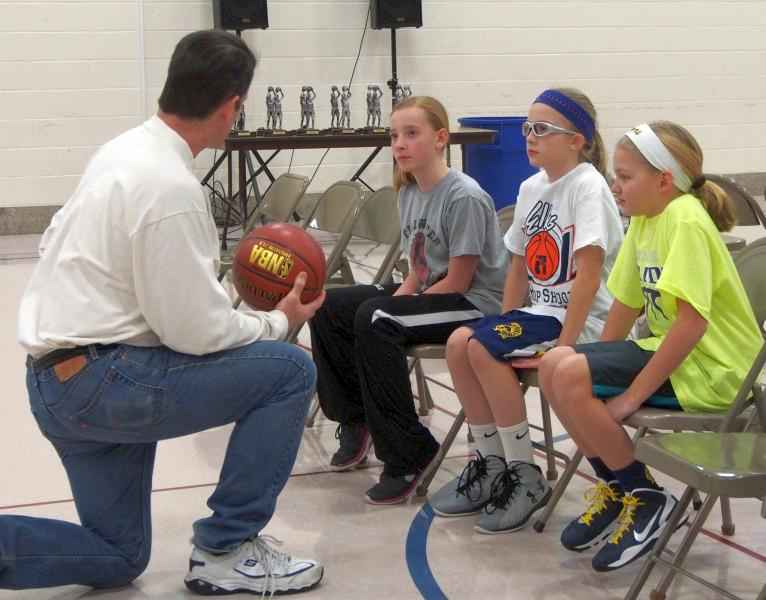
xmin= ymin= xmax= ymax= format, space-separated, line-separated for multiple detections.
xmin=362 ymin=84 xmax=385 ymax=133
xmin=325 ymin=85 xmax=355 ymax=134
xmin=299 ymin=86 xmax=319 ymax=134
xmin=340 ymin=86 xmax=353 ymax=132
xmin=329 ymin=85 xmax=341 ymax=129
xmin=257 ymin=86 xmax=285 ymax=135
xmin=394 ymin=83 xmax=412 ymax=105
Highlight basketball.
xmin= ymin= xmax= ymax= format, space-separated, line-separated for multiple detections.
xmin=232 ymin=223 xmax=326 ymax=311
xmin=525 ymin=231 xmax=560 ymax=281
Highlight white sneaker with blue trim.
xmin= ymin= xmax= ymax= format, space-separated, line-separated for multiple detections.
xmin=185 ymin=535 xmax=323 ymax=596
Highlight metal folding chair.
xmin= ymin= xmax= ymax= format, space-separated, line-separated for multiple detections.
xmin=329 ymin=186 xmax=402 ymax=288
xmin=300 ymin=180 xmax=366 ymax=287
xmin=624 ymin=340 xmax=766 ymax=600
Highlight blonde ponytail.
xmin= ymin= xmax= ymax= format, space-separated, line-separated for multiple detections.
xmin=651 ymin=121 xmax=736 ymax=232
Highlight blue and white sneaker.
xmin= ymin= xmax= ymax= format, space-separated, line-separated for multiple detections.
xmin=591 ymin=487 xmax=684 ymax=572
xmin=185 ymin=535 xmax=323 ymax=595
xmin=560 ymin=480 xmax=623 ymax=552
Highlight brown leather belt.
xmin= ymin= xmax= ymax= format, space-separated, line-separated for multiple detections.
xmin=27 ymin=344 xmax=119 ymax=383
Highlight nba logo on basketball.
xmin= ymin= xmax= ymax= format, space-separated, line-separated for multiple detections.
xmin=248 ymin=242 xmax=294 ymax=279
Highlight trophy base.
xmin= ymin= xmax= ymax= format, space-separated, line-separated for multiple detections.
xmin=256 ymin=128 xmax=286 ymax=136
xmin=321 ymin=127 xmax=356 ymax=135
xmin=357 ymin=126 xmax=388 ymax=134
xmin=230 ymin=129 xmax=253 ymax=136
xmin=301 ymin=128 xmax=321 ymax=135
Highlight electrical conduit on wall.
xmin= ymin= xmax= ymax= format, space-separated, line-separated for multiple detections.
xmin=137 ymin=0 xmax=147 ymax=120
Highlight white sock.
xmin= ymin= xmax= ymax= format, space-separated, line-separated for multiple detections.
xmin=497 ymin=421 xmax=534 ymax=464
xmin=470 ymin=422 xmax=504 ymax=459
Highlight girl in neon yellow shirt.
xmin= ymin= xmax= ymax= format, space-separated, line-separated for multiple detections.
xmin=539 ymin=121 xmax=761 ymax=572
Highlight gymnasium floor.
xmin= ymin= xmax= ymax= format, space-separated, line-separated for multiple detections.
xmin=1 ymin=226 xmax=764 ymax=600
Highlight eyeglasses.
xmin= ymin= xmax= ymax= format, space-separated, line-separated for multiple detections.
xmin=522 ymin=120 xmax=578 ymax=138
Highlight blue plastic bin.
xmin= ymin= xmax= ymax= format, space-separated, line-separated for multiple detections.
xmin=458 ymin=116 xmax=538 ymax=210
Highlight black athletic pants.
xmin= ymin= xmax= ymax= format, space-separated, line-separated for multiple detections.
xmin=308 ymin=284 xmax=483 ymax=475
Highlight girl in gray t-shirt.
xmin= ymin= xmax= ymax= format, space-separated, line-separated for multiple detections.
xmin=309 ymin=96 xmax=507 ymax=505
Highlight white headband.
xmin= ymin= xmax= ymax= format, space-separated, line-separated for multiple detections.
xmin=625 ymin=124 xmax=692 ymax=192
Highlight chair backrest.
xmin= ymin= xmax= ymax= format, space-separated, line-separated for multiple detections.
xmin=351 ymin=187 xmax=402 ymax=285
xmin=301 ymin=181 xmax=365 ymax=279
xmin=302 ymin=180 xmax=364 ymax=234
xmin=705 ymin=173 xmax=766 ymax=228
xmin=735 ymin=236 xmax=766 ymax=329
xmin=246 ymin=172 xmax=309 ymax=230
xmin=721 ymin=340 xmax=766 ymax=433
xmin=352 ymin=186 xmax=400 ymax=245
xmin=496 ymin=204 xmax=515 ymax=235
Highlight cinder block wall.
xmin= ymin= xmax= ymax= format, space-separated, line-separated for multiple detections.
xmin=1 ymin=0 xmax=764 ymax=228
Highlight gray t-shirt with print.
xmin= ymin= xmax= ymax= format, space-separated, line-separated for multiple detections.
xmin=399 ymin=169 xmax=507 ymax=315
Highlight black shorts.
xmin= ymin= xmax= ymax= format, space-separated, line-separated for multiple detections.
xmin=574 ymin=340 xmax=681 ymax=410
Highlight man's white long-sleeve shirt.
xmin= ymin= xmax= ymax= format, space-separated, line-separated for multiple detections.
xmin=18 ymin=116 xmax=288 ymax=358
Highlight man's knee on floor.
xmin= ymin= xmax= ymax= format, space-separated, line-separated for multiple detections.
xmin=91 ymin=537 xmax=151 ymax=589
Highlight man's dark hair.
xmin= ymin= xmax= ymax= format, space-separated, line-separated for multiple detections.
xmin=158 ymin=30 xmax=256 ymax=119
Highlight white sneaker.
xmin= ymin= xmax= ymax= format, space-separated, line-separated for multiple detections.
xmin=185 ymin=535 xmax=323 ymax=596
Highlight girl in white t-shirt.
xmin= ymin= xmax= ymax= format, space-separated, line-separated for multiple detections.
xmin=430 ymin=88 xmax=625 ymax=534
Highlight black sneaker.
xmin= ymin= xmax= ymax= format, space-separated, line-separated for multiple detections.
xmin=330 ymin=422 xmax=372 ymax=471
xmin=560 ymin=480 xmax=624 ymax=552
xmin=365 ymin=449 xmax=438 ymax=505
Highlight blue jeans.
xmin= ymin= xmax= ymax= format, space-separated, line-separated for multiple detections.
xmin=0 ymin=342 xmax=315 ymax=590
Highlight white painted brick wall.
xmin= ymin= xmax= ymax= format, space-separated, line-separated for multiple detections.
xmin=1 ymin=0 xmax=765 ymax=208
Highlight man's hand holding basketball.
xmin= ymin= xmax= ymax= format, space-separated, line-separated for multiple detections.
xmin=276 ymin=272 xmax=326 ymax=330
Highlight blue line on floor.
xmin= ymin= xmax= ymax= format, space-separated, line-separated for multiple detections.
xmin=406 ymin=502 xmax=448 ymax=600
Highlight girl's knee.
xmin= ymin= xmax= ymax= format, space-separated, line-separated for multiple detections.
xmin=551 ymin=355 xmax=590 ymax=399
xmin=466 ymin=337 xmax=492 ymax=369
xmin=445 ymin=327 xmax=472 ymax=360
xmin=540 ymin=346 xmax=574 ymax=375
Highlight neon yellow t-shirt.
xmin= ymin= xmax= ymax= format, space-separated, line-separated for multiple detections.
xmin=607 ymin=194 xmax=761 ymax=412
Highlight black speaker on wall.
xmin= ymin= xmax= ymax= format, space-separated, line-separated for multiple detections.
xmin=370 ymin=0 xmax=422 ymax=29
xmin=212 ymin=0 xmax=269 ymax=31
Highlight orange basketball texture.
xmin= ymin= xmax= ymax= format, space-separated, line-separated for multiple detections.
xmin=525 ymin=231 xmax=560 ymax=281
xmin=233 ymin=223 xmax=326 ymax=311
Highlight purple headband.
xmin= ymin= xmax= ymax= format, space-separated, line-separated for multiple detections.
xmin=534 ymin=89 xmax=595 ymax=143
